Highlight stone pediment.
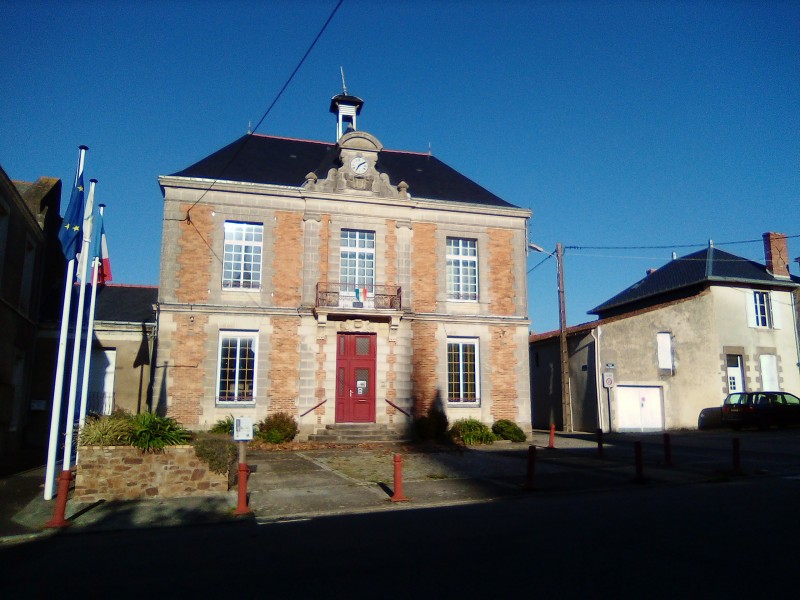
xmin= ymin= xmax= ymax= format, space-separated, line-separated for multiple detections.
xmin=303 ymin=130 xmax=409 ymax=200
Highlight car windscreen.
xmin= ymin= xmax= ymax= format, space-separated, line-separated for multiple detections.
xmin=724 ymin=393 xmax=748 ymax=405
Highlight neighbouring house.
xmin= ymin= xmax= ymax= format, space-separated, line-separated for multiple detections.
xmin=530 ymin=233 xmax=800 ymax=432
xmin=154 ymin=92 xmax=532 ymax=439
xmin=0 ymin=165 xmax=63 ymax=456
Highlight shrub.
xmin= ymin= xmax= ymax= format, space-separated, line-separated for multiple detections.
xmin=192 ymin=433 xmax=238 ymax=486
xmin=492 ymin=419 xmax=527 ymax=442
xmin=79 ymin=412 xmax=134 ymax=446
xmin=209 ymin=415 xmax=235 ymax=435
xmin=449 ymin=418 xmax=497 ymax=445
xmin=129 ymin=412 xmax=190 ymax=453
xmin=256 ymin=412 xmax=298 ymax=444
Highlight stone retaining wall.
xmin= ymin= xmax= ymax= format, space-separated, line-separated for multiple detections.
xmin=74 ymin=445 xmax=228 ymax=502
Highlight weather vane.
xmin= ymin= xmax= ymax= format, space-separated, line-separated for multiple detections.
xmin=340 ymin=66 xmax=348 ymax=95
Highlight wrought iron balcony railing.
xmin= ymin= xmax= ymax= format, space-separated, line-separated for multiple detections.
xmin=316 ymin=282 xmax=402 ymax=311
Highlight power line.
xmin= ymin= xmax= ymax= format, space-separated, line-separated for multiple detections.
xmin=565 ymin=232 xmax=800 ymax=252
xmin=184 ymin=0 xmax=345 ymax=220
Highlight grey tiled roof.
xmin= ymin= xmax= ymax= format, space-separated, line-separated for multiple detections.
xmin=590 ymin=246 xmax=799 ymax=317
xmin=94 ymin=285 xmax=158 ymax=323
xmin=169 ymin=134 xmax=517 ymax=208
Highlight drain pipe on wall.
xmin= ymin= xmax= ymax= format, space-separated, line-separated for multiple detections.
xmin=592 ymin=326 xmax=609 ymax=433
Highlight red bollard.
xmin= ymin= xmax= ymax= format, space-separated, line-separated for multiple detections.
xmin=663 ymin=432 xmax=672 ymax=467
xmin=390 ymin=454 xmax=409 ymax=502
xmin=732 ymin=437 xmax=741 ymax=475
xmin=633 ymin=441 xmax=647 ymax=483
xmin=596 ymin=428 xmax=604 ymax=458
xmin=548 ymin=423 xmax=556 ymax=449
xmin=523 ymin=445 xmax=537 ymax=490
xmin=44 ymin=470 xmax=73 ymax=529
xmin=233 ymin=462 xmax=251 ymax=516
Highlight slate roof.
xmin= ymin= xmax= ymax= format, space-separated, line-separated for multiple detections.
xmin=94 ymin=285 xmax=158 ymax=323
xmin=589 ymin=246 xmax=800 ymax=318
xmin=169 ymin=134 xmax=516 ymax=208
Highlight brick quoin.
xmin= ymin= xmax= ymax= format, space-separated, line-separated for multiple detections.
xmin=315 ymin=338 xmax=327 ymax=420
xmin=273 ymin=211 xmax=302 ymax=307
xmin=488 ymin=228 xmax=515 ymax=316
xmin=386 ymin=339 xmax=397 ymax=414
xmin=319 ymin=215 xmax=330 ymax=284
xmin=269 ymin=317 xmax=300 ymax=415
xmin=411 ymin=321 xmax=438 ymax=417
xmin=168 ymin=313 xmax=208 ymax=426
xmin=489 ymin=325 xmax=518 ymax=422
xmin=412 ymin=223 xmax=437 ymax=313
xmin=385 ymin=219 xmax=397 ymax=288
xmin=176 ymin=203 xmax=214 ymax=304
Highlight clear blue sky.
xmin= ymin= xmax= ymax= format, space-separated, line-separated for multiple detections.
xmin=2 ymin=0 xmax=798 ymax=332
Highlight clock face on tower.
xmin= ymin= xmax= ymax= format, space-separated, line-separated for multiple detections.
xmin=350 ymin=157 xmax=368 ymax=175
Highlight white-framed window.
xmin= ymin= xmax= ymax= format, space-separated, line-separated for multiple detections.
xmin=222 ymin=222 xmax=263 ymax=290
xmin=446 ymin=237 xmax=478 ymax=301
xmin=447 ymin=338 xmax=480 ymax=404
xmin=217 ymin=332 xmax=257 ymax=403
xmin=340 ymin=229 xmax=375 ymax=293
xmin=753 ymin=291 xmax=772 ymax=327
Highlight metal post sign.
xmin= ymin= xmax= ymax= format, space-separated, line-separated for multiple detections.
xmin=233 ymin=417 xmax=253 ymax=441
xmin=602 ymin=372 xmax=615 ymax=388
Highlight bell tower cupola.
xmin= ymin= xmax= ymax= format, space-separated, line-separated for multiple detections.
xmin=329 ymin=92 xmax=364 ymax=141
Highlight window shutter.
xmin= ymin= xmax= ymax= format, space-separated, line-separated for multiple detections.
xmin=771 ymin=292 xmax=782 ymax=329
xmin=657 ymin=332 xmax=673 ymax=370
xmin=746 ymin=291 xmax=756 ymax=328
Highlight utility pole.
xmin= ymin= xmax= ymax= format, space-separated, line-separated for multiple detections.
xmin=556 ymin=243 xmax=573 ymax=432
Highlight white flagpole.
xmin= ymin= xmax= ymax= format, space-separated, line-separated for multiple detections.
xmin=79 ymin=204 xmax=104 ymax=427
xmin=61 ymin=179 xmax=96 ymax=472
xmin=44 ymin=146 xmax=86 ymax=500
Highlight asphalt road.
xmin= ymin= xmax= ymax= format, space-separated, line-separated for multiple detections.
xmin=3 ymin=429 xmax=799 ymax=599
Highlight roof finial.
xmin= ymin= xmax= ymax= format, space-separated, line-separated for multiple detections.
xmin=340 ymin=66 xmax=348 ymax=96
xmin=709 ymin=239 xmax=714 ymax=248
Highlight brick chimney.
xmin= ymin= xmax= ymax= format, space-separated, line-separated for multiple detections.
xmin=763 ymin=232 xmax=790 ymax=278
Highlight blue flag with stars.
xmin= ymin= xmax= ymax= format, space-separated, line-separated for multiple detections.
xmin=58 ymin=171 xmax=85 ymax=260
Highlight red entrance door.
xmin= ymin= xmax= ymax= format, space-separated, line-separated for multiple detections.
xmin=335 ymin=333 xmax=376 ymax=423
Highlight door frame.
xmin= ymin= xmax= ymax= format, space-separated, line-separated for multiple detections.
xmin=335 ymin=332 xmax=377 ymax=423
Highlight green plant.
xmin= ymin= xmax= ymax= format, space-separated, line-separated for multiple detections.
xmin=129 ymin=412 xmax=190 ymax=453
xmin=449 ymin=418 xmax=497 ymax=445
xmin=256 ymin=412 xmax=298 ymax=444
xmin=192 ymin=433 xmax=238 ymax=486
xmin=78 ymin=413 xmax=134 ymax=446
xmin=209 ymin=415 xmax=235 ymax=435
xmin=492 ymin=419 xmax=527 ymax=442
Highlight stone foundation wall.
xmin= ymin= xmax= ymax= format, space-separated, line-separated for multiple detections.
xmin=74 ymin=445 xmax=228 ymax=502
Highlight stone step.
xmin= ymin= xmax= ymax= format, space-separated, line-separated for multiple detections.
xmin=307 ymin=423 xmax=408 ymax=443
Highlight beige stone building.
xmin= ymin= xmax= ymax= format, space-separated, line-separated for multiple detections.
xmin=155 ymin=94 xmax=532 ymax=439
xmin=530 ymin=234 xmax=800 ymax=432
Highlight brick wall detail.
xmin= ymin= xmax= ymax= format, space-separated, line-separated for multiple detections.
xmin=273 ymin=211 xmax=303 ymax=307
xmin=319 ymin=215 xmax=330 ymax=285
xmin=386 ymin=339 xmax=397 ymax=420
xmin=315 ymin=338 xmax=326 ymax=422
xmin=269 ymin=317 xmax=300 ymax=414
xmin=176 ymin=203 xmax=214 ymax=304
xmin=168 ymin=313 xmax=208 ymax=426
xmin=74 ymin=445 xmax=228 ymax=502
xmin=489 ymin=326 xmax=518 ymax=422
xmin=412 ymin=223 xmax=437 ymax=312
xmin=411 ymin=321 xmax=438 ymax=417
xmin=488 ymin=228 xmax=515 ymax=316
xmin=385 ymin=219 xmax=397 ymax=288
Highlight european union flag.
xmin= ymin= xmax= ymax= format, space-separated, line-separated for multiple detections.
xmin=58 ymin=171 xmax=85 ymax=260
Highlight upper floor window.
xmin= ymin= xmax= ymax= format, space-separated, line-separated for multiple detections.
xmin=223 ymin=222 xmax=262 ymax=290
xmin=446 ymin=237 xmax=478 ymax=301
xmin=751 ymin=291 xmax=774 ymax=327
xmin=217 ymin=332 xmax=256 ymax=403
xmin=19 ymin=237 xmax=36 ymax=316
xmin=340 ymin=229 xmax=375 ymax=292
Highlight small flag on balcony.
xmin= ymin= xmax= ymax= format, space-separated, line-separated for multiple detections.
xmin=355 ymin=287 xmax=368 ymax=301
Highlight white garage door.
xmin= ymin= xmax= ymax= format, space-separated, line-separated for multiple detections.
xmin=615 ymin=386 xmax=664 ymax=432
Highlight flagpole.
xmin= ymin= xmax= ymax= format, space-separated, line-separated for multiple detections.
xmin=44 ymin=145 xmax=87 ymax=501
xmin=78 ymin=203 xmax=104 ymax=426
xmin=61 ymin=179 xmax=96 ymax=471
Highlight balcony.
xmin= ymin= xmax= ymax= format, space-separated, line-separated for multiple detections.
xmin=315 ymin=282 xmax=402 ymax=315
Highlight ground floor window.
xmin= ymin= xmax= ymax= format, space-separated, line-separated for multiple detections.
xmin=217 ymin=332 xmax=256 ymax=403
xmin=447 ymin=338 xmax=479 ymax=404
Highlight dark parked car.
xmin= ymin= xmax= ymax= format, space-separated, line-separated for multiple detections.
xmin=721 ymin=391 xmax=800 ymax=429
